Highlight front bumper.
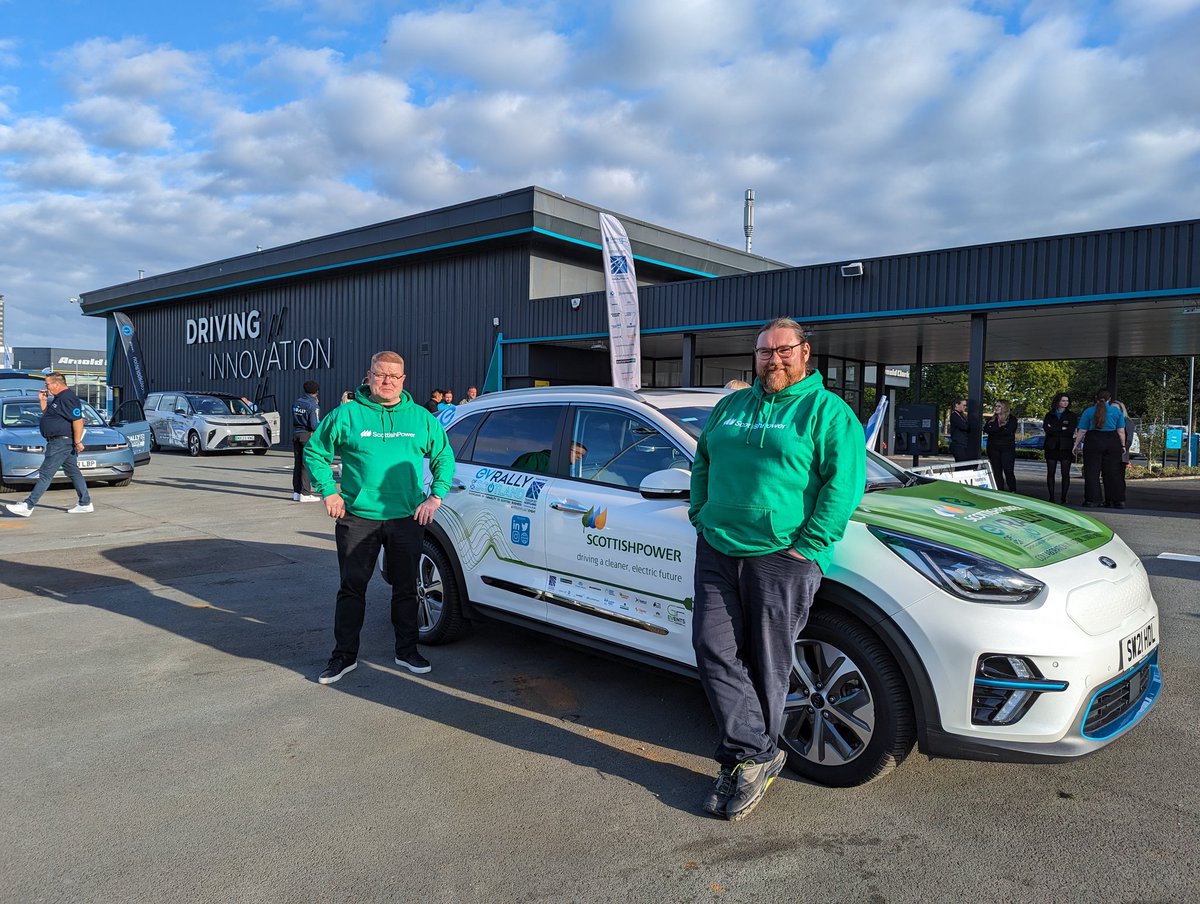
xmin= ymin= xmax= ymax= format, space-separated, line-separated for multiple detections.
xmin=4 ymin=459 xmax=135 ymax=484
xmin=204 ymin=426 xmax=270 ymax=451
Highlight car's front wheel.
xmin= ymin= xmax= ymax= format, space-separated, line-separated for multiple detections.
xmin=779 ymin=609 xmax=915 ymax=787
xmin=415 ymin=540 xmax=468 ymax=645
xmin=186 ymin=431 xmax=202 ymax=457
xmin=107 ymin=478 xmax=132 ymax=487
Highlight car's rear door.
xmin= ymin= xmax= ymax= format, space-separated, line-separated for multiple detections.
xmin=438 ymin=404 xmax=566 ymax=624
xmin=541 ymin=404 xmax=697 ymax=666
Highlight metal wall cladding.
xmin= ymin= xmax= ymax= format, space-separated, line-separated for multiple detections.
xmin=520 ymin=220 xmax=1200 ymax=339
xmin=109 ymin=244 xmax=529 ymax=421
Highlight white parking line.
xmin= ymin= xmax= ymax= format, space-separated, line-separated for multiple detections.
xmin=1157 ymin=553 xmax=1200 ymax=563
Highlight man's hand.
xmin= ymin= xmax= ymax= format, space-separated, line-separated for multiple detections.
xmin=786 ymin=548 xmax=808 ymax=560
xmin=414 ymin=495 xmax=442 ymax=526
xmin=323 ymin=493 xmax=346 ymax=519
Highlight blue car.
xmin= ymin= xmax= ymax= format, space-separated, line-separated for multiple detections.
xmin=1 ymin=395 xmax=136 ymax=490
xmin=1015 ymin=434 xmax=1046 ymax=450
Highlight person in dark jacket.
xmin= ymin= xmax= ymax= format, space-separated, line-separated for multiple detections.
xmin=949 ymin=397 xmax=974 ymax=462
xmin=1042 ymin=392 xmax=1078 ymax=504
xmin=983 ymin=400 xmax=1018 ymax=492
xmin=5 ymin=372 xmax=92 ymax=516
xmin=291 ymin=380 xmax=321 ymax=501
xmin=424 ymin=389 xmax=442 ymax=413
xmin=1073 ymin=388 xmax=1126 ymax=508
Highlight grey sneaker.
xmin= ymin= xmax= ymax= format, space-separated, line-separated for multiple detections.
xmin=702 ymin=766 xmax=736 ymax=816
xmin=6 ymin=502 xmax=33 ymax=517
xmin=724 ymin=749 xmax=788 ymax=822
xmin=395 ymin=650 xmax=431 ymax=674
xmin=318 ymin=655 xmax=358 ymax=685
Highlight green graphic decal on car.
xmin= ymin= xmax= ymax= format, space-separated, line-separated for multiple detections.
xmin=854 ymin=482 xmax=1113 ymax=568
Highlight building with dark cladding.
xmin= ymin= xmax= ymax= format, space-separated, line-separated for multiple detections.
xmin=81 ymin=187 xmax=1200 ymax=452
xmin=79 ymin=187 xmax=784 ymax=418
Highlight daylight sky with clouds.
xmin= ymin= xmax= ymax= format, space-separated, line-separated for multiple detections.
xmin=2 ymin=0 xmax=1199 ymax=351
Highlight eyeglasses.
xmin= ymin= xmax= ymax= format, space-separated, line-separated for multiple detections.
xmin=370 ymin=370 xmax=405 ymax=383
xmin=754 ymin=342 xmax=807 ymax=361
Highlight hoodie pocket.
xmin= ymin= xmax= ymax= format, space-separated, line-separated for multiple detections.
xmin=701 ymin=501 xmax=784 ymax=554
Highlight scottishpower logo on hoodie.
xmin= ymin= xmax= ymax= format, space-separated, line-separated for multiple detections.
xmin=360 ymin=429 xmax=416 ymax=438
xmin=722 ymin=417 xmax=786 ymax=430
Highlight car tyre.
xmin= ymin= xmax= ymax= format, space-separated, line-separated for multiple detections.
xmin=186 ymin=431 xmax=202 ymax=457
xmin=414 ymin=540 xmax=468 ymax=644
xmin=779 ymin=609 xmax=915 ymax=788
xmin=149 ymin=434 xmax=160 ymax=453
xmin=251 ymin=447 xmax=268 ymax=456
xmin=107 ymin=478 xmax=133 ymax=487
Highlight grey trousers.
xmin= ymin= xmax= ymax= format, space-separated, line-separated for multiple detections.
xmin=692 ymin=534 xmax=822 ymax=766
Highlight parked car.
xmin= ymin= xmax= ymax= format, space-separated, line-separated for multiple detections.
xmin=1015 ymin=434 xmax=1045 ymax=450
xmin=384 ymin=385 xmax=1161 ymax=788
xmin=1 ymin=394 xmax=136 ymax=489
xmin=144 ymin=391 xmax=272 ymax=456
xmin=0 ymin=369 xmax=49 ymax=396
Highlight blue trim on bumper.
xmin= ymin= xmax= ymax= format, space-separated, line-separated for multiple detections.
xmin=1081 ymin=650 xmax=1162 ymax=741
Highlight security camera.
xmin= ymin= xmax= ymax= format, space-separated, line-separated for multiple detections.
xmin=570 ymin=297 xmax=582 ymax=310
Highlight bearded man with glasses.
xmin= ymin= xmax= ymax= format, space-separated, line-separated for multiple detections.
xmin=305 ymin=351 xmax=455 ymax=685
xmin=689 ymin=318 xmax=865 ymax=820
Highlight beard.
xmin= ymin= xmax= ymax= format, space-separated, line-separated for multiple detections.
xmin=757 ymin=361 xmax=804 ymax=394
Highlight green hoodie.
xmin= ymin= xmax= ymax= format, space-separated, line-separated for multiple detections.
xmin=305 ymin=386 xmax=454 ymax=520
xmin=689 ymin=371 xmax=866 ymax=571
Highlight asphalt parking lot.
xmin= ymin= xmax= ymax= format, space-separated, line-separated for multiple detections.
xmin=2 ymin=450 xmax=1198 ymax=904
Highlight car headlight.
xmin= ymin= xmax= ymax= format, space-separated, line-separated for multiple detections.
xmin=868 ymin=527 xmax=1045 ymax=604
xmin=6 ymin=444 xmax=45 ymax=453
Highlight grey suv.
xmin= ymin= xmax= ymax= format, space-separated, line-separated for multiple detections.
xmin=144 ymin=392 xmax=271 ymax=456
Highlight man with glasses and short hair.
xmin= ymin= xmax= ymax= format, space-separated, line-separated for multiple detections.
xmin=689 ymin=318 xmax=865 ymax=820
xmin=305 ymin=351 xmax=455 ymax=685
xmin=6 ymin=372 xmax=92 ymax=517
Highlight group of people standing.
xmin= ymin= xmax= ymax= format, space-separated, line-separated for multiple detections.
xmin=424 ymin=386 xmax=477 ymax=414
xmin=949 ymin=390 xmax=1131 ymax=507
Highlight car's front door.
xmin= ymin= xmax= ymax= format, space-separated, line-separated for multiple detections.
xmin=111 ymin=399 xmax=151 ymax=461
xmin=541 ymin=405 xmax=697 ymax=666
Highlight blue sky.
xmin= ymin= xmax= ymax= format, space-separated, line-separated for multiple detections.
xmin=3 ymin=0 xmax=1200 ymax=350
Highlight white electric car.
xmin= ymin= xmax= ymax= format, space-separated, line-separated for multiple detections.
xmin=392 ymin=386 xmax=1161 ymax=787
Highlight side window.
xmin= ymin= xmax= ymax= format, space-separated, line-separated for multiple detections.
xmin=471 ymin=406 xmax=565 ymax=472
xmin=145 ymin=394 xmax=162 ymax=411
xmin=445 ymin=411 xmax=485 ymax=460
xmin=164 ymin=394 xmax=183 ymax=414
xmin=570 ymin=407 xmax=685 ymax=488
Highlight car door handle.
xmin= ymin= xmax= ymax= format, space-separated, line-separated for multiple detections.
xmin=551 ymin=499 xmax=591 ymax=514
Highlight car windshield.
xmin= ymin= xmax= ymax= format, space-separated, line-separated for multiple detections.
xmin=657 ymin=405 xmax=716 ymax=438
xmin=186 ymin=395 xmax=250 ymax=415
xmin=2 ymin=400 xmax=107 ymax=428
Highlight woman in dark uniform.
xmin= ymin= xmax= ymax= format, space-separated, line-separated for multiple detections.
xmin=1042 ymin=392 xmax=1078 ymax=504
xmin=1073 ymin=388 xmax=1126 ymax=508
xmin=983 ymin=400 xmax=1018 ymax=492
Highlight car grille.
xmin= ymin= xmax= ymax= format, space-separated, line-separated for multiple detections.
xmin=1082 ymin=653 xmax=1160 ymax=740
xmin=1065 ymin=567 xmax=1150 ymax=636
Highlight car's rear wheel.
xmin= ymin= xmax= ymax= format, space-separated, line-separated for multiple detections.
xmin=415 ymin=540 xmax=468 ymax=644
xmin=186 ymin=431 xmax=202 ymax=457
xmin=779 ymin=609 xmax=915 ymax=787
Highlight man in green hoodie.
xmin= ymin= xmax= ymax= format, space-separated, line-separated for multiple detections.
xmin=306 ymin=351 xmax=455 ymax=685
xmin=690 ymin=318 xmax=865 ymax=820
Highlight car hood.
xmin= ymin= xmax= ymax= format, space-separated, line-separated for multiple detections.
xmin=2 ymin=425 xmax=129 ymax=445
xmin=852 ymin=480 xmax=1114 ymax=569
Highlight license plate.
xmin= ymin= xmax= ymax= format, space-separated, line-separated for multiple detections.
xmin=234 ymin=435 xmax=255 ymax=442
xmin=78 ymin=459 xmax=97 ymax=469
xmin=1119 ymin=619 xmax=1157 ymax=670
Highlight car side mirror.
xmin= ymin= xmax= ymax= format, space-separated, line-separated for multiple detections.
xmin=639 ymin=467 xmax=691 ymax=500
xmin=175 ymin=408 xmax=187 ymax=416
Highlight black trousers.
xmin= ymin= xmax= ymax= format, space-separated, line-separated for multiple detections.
xmin=987 ymin=445 xmax=1017 ymax=492
xmin=1045 ymin=456 xmax=1072 ymax=501
xmin=332 ymin=513 xmax=424 ymax=658
xmin=292 ymin=431 xmax=312 ymax=495
xmin=1082 ymin=431 xmax=1125 ymax=505
xmin=692 ymin=535 xmax=823 ymax=766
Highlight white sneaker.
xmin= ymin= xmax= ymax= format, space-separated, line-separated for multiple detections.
xmin=298 ymin=494 xmax=322 ymax=502
xmin=6 ymin=502 xmax=33 ymax=517
xmin=292 ymin=492 xmax=301 ymax=501
xmin=68 ymin=502 xmax=94 ymax=514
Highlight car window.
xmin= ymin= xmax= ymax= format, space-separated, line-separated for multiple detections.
xmin=145 ymin=393 xmax=162 ymax=410
xmin=162 ymin=394 xmax=183 ymax=413
xmin=471 ymin=406 xmax=565 ymax=472
xmin=2 ymin=401 xmax=43 ymax=427
xmin=570 ymin=407 xmax=687 ymax=488
xmin=657 ymin=404 xmax=716 ymax=438
xmin=445 ymin=411 xmax=485 ymax=459
xmin=113 ymin=400 xmax=145 ymax=425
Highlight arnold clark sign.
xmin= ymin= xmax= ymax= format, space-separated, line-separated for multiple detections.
xmin=186 ymin=309 xmax=333 ymax=378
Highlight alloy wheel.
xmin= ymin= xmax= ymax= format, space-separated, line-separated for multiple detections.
xmin=416 ymin=552 xmax=445 ymax=634
xmin=780 ymin=638 xmax=877 ymax=767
